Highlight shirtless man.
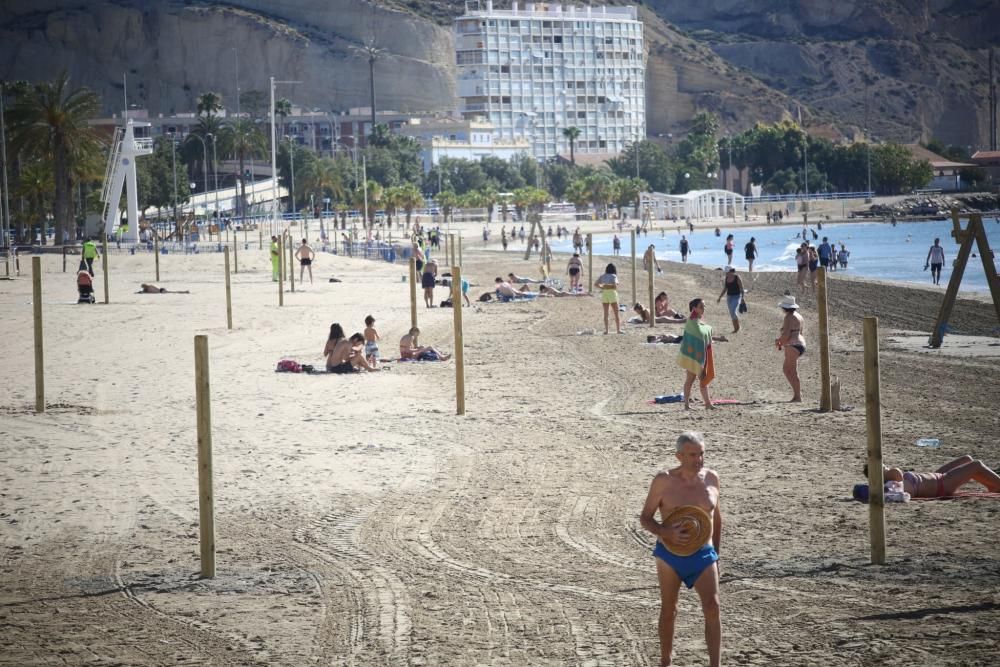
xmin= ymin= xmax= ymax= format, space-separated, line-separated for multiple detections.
xmin=326 ymin=333 xmax=377 ymax=373
xmin=399 ymin=327 xmax=451 ymax=362
xmin=866 ymin=456 xmax=1000 ymax=497
xmin=507 ymin=272 xmax=542 ymax=284
xmin=640 ymin=431 xmax=721 ymax=667
xmin=295 ymin=239 xmax=315 ymax=284
xmin=643 ymin=244 xmax=663 ymax=274
xmin=494 ymin=277 xmax=533 ymax=300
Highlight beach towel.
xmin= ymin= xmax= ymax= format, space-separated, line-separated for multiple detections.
xmin=677 ymin=318 xmax=715 ymax=385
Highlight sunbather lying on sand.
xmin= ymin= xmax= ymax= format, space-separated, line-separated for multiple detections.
xmin=139 ymin=283 xmax=190 ymax=294
xmin=508 ymin=272 xmax=543 ymax=284
xmin=864 ymin=456 xmax=1000 ymax=497
xmin=539 ymin=284 xmax=589 ymax=297
xmin=654 ymin=291 xmax=686 ymax=322
xmin=495 ymin=278 xmax=533 ymax=299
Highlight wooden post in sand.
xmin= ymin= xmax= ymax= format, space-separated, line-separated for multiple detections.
xmin=817 ymin=267 xmax=832 ymax=411
xmin=193 ymin=335 xmax=216 ymax=578
xmin=409 ymin=256 xmax=418 ymax=329
xmin=647 ymin=260 xmax=655 ymax=328
xmin=452 ymin=266 xmax=466 ymax=415
xmin=863 ymin=316 xmax=886 ymax=565
xmin=287 ymin=233 xmax=295 ymax=293
xmin=154 ymin=231 xmax=160 ymax=281
xmin=101 ymin=235 xmax=110 ymax=305
xmin=62 ymin=245 xmax=67 ymax=272
xmin=32 ymin=257 xmax=44 ymax=413
xmin=630 ymin=229 xmax=637 ymax=306
xmin=232 ymin=237 xmax=238 ymax=274
xmin=277 ymin=235 xmax=284 ymax=307
xmin=587 ymin=233 xmax=593 ymax=294
xmin=224 ymin=247 xmax=233 ymax=331
xmin=458 ymin=234 xmax=463 ymax=267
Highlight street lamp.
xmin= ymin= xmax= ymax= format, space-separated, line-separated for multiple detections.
xmin=168 ymin=132 xmax=179 ymax=236
xmin=285 ymin=136 xmax=296 ymax=218
xmin=207 ymin=133 xmax=220 ymax=223
xmin=270 ymin=76 xmax=301 ymax=234
xmin=190 ymin=132 xmax=210 ymax=211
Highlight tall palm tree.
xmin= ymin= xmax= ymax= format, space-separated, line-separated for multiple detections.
xmin=275 ymin=97 xmax=292 ymax=140
xmin=197 ymin=91 xmax=223 ymax=118
xmin=383 ymin=185 xmax=403 ymax=228
xmin=220 ymin=118 xmax=265 ymax=222
xmin=562 ymin=126 xmax=581 ymax=166
xmin=13 ymin=160 xmax=53 ymax=243
xmin=7 ymin=72 xmax=104 ymax=244
xmin=396 ymin=183 xmax=423 ymax=229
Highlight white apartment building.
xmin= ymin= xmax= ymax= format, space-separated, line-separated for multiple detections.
xmin=399 ymin=118 xmax=532 ymax=173
xmin=454 ymin=1 xmax=645 ymax=162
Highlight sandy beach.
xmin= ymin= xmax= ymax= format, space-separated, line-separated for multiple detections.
xmin=2 ymin=236 xmax=999 ymax=666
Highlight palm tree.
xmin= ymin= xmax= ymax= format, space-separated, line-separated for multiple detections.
xmin=383 ymin=185 xmax=403 ymax=228
xmin=220 ymin=118 xmax=266 ymax=222
xmin=562 ymin=126 xmax=581 ymax=166
xmin=14 ymin=160 xmax=53 ymax=243
xmin=7 ymin=72 xmax=104 ymax=244
xmin=396 ymin=183 xmax=423 ymax=229
xmin=298 ymin=157 xmax=344 ymax=239
xmin=275 ymin=97 xmax=292 ymax=140
xmin=197 ymin=91 xmax=223 ymax=118
xmin=436 ymin=190 xmax=459 ymax=225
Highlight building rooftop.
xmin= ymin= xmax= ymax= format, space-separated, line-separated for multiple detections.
xmin=461 ymin=1 xmax=638 ymax=21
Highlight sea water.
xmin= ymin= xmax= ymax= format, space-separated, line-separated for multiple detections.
xmin=549 ymin=218 xmax=1000 ymax=293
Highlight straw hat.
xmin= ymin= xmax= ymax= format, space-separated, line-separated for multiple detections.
xmin=660 ymin=505 xmax=713 ymax=557
xmin=778 ymin=295 xmax=799 ymax=310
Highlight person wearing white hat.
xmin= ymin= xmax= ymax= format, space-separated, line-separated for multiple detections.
xmin=774 ymin=294 xmax=805 ymax=402
xmin=716 ymin=266 xmax=745 ymax=333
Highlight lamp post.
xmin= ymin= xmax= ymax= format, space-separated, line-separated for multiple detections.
xmin=207 ymin=133 xmax=220 ymax=222
xmin=190 ymin=133 xmax=210 ymax=215
xmin=270 ymin=76 xmax=301 ymax=235
xmin=285 ymin=136 xmax=296 ymax=217
xmin=169 ymin=133 xmax=179 ymax=237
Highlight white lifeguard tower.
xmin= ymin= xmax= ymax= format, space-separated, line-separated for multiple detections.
xmin=101 ymin=119 xmax=154 ymax=243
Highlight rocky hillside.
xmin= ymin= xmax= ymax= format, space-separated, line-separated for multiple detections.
xmin=1 ymin=0 xmax=996 ymax=148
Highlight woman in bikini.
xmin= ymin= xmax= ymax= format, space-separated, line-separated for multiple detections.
xmin=654 ymin=292 xmax=686 ymax=323
xmin=865 ymin=456 xmax=1000 ymax=497
xmin=775 ymin=295 xmax=805 ymax=402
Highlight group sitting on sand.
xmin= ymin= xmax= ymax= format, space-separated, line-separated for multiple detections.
xmin=324 ymin=323 xmax=378 ymax=373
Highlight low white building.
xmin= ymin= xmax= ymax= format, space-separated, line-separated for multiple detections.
xmin=399 ymin=118 xmax=532 ymax=172
xmin=641 ymin=189 xmax=746 ymax=221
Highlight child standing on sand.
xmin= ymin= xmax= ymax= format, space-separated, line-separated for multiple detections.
xmin=363 ymin=315 xmax=381 ymax=366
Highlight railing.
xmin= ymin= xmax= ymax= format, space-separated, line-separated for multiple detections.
xmin=745 ymin=191 xmax=875 ymax=203
xmin=331 ymin=240 xmax=413 ymax=264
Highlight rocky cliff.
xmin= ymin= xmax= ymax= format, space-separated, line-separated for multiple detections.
xmin=1 ymin=0 xmax=996 ymax=148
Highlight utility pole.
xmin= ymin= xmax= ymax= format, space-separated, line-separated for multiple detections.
xmin=990 ymin=49 xmax=998 ymax=151
xmin=0 ymin=86 xmax=10 ymax=252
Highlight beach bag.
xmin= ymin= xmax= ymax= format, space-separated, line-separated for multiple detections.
xmin=478 ymin=293 xmax=493 ymax=302
xmin=738 ymin=299 xmax=748 ymax=314
xmin=276 ymin=359 xmax=302 ymax=373
xmin=439 ymin=298 xmax=453 ymax=308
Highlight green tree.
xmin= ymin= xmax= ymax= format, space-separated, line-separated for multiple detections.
xmin=396 ymin=183 xmax=424 ymax=228
xmin=238 ymin=90 xmax=268 ymax=120
xmin=274 ymin=97 xmax=292 ymax=139
xmin=480 ymin=155 xmax=525 ymax=190
xmin=562 ymin=126 xmax=581 ymax=165
xmin=436 ymin=190 xmax=459 ymax=224
xmin=197 ymin=91 xmax=223 ymax=118
xmin=7 ymin=72 xmax=104 ymax=244
xmin=564 ymin=179 xmax=591 ymax=212
xmin=543 ymin=162 xmax=574 ymax=200
xmin=613 ymin=176 xmax=648 ymax=215
xmin=582 ymin=171 xmax=614 ymax=218
xmin=872 ymin=143 xmax=931 ymax=195
xmin=13 ymin=160 xmax=52 ymax=243
xmin=299 ymin=156 xmax=346 ymax=211
xmin=607 ymin=140 xmax=672 ymax=193
xmin=219 ymin=118 xmax=266 ymax=221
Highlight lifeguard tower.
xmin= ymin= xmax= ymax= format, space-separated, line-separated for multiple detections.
xmin=101 ymin=119 xmax=154 ymax=244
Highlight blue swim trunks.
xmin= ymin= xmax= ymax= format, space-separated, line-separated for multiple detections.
xmin=653 ymin=542 xmax=719 ymax=589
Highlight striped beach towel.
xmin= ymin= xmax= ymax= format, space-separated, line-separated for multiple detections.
xmin=677 ymin=318 xmax=715 ymax=385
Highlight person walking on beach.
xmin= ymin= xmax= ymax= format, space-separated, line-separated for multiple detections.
xmin=716 ymin=266 xmax=745 ymax=334
xmin=775 ymin=295 xmax=805 ymax=402
xmin=795 ymin=245 xmax=808 ymax=290
xmin=270 ymin=236 xmax=281 ymax=282
xmin=678 ymin=298 xmax=715 ymax=410
xmin=639 ymin=431 xmax=722 ymax=667
xmin=595 ymin=263 xmax=623 ymax=334
xmin=422 ymin=259 xmax=438 ymax=308
xmin=567 ymin=253 xmax=583 ymax=291
xmin=807 ymin=244 xmax=819 ymax=291
xmin=744 ymin=237 xmax=758 ymax=273
xmin=925 ymin=237 xmax=946 ymax=285
xmin=643 ymin=244 xmax=663 ymax=274
xmin=295 ymin=239 xmax=314 ymax=284
xmin=680 ymin=235 xmax=690 ymax=263
xmin=82 ymin=238 xmax=99 ymax=277
xmin=723 ymin=234 xmax=734 ymax=265
xmin=573 ymin=228 xmax=584 ymax=254
xmin=613 ymin=234 xmax=621 ymax=256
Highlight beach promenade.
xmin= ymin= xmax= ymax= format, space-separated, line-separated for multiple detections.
xmin=1 ymin=241 xmax=998 ymax=666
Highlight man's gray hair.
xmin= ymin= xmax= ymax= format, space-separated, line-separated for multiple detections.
xmin=676 ymin=431 xmax=705 ymax=452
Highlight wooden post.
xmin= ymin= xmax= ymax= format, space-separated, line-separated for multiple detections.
xmin=409 ymin=256 xmax=418 ymax=329
xmin=452 ymin=266 xmax=466 ymax=416
xmin=101 ymin=235 xmax=109 ymax=305
xmin=288 ymin=233 xmax=295 ymax=293
xmin=630 ymin=229 xmax=637 ymax=306
xmin=278 ymin=235 xmax=284 ymax=307
xmin=258 ymin=226 xmax=263 ymax=250
xmin=587 ymin=233 xmax=593 ymax=294
xmin=863 ymin=317 xmax=886 ymax=565
xmin=62 ymin=245 xmax=67 ymax=272
xmin=647 ymin=260 xmax=655 ymax=328
xmin=232 ymin=235 xmax=238 ymax=274
xmin=224 ymin=247 xmax=233 ymax=331
xmin=523 ymin=219 xmax=538 ymax=261
xmin=458 ymin=234 xmax=463 ymax=267
xmin=831 ymin=376 xmax=841 ymax=411
xmin=154 ymin=231 xmax=160 ymax=281
xmin=194 ymin=335 xmax=216 ymax=578
xmin=817 ymin=267 xmax=832 ymax=411
xmin=32 ymin=257 xmax=44 ymax=413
